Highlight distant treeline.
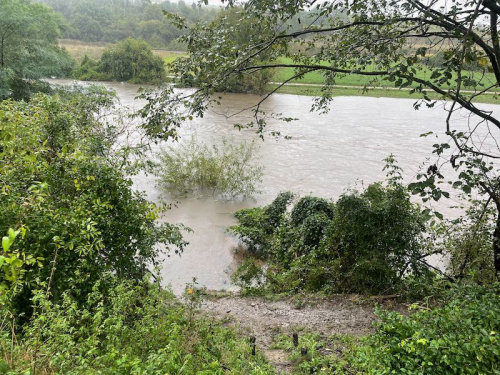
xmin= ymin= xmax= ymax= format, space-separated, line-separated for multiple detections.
xmin=36 ymin=0 xmax=337 ymax=51
xmin=37 ymin=0 xmax=220 ymax=49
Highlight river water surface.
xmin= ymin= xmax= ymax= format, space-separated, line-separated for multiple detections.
xmin=50 ymin=79 xmax=500 ymax=293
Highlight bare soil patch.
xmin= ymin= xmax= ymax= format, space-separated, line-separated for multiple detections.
xmin=200 ymin=294 xmax=406 ymax=371
xmin=202 ymin=295 xmax=376 ymax=346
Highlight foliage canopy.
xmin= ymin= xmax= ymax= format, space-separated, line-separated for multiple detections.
xmin=0 ymin=0 xmax=74 ymax=100
xmin=231 ymin=177 xmax=430 ymax=294
xmin=0 ymin=90 xmax=186 ymax=316
xmin=72 ymin=38 xmax=165 ymax=83
xmin=39 ymin=0 xmax=220 ymax=48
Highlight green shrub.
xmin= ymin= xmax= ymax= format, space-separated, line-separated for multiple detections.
xmin=231 ymin=192 xmax=295 ymax=253
xmin=264 ymin=191 xmax=295 ymax=229
xmin=355 ymin=284 xmax=500 ymax=374
xmin=70 ymin=55 xmax=108 ymax=81
xmin=231 ymin=180 xmax=430 ymax=295
xmin=157 ymin=137 xmax=263 ymax=200
xmin=100 ymin=38 xmax=165 ymax=83
xmin=233 ymin=207 xmax=270 ymax=252
xmin=290 ymin=196 xmax=335 ymax=226
xmin=300 ymin=212 xmax=332 ymax=249
xmin=71 ymin=38 xmax=165 ymax=83
xmin=321 ymin=183 xmax=428 ymax=293
xmin=0 ymin=93 xmax=186 ymax=317
xmin=3 ymin=278 xmax=273 ymax=374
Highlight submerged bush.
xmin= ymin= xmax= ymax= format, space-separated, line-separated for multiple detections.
xmin=70 ymin=55 xmax=108 ymax=81
xmin=231 ymin=179 xmax=430 ymax=294
xmin=158 ymin=137 xmax=264 ymax=200
xmin=231 ymin=192 xmax=295 ymax=252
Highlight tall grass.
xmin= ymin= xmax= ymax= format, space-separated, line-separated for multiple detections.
xmin=157 ymin=137 xmax=264 ymax=200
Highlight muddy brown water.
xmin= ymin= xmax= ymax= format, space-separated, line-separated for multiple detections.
xmin=49 ymin=79 xmax=500 ymax=294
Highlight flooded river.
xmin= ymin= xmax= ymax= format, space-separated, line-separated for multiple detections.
xmin=50 ymin=79 xmax=500 ymax=293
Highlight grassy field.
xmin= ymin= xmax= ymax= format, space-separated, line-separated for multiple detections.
xmin=269 ymin=83 xmax=500 ymax=104
xmin=59 ymin=40 xmax=500 ymax=103
xmin=60 ymin=39 xmax=108 ymax=63
xmin=272 ymin=57 xmax=499 ymax=91
xmin=60 ymin=39 xmax=187 ymax=67
xmin=160 ymin=50 xmax=188 ymax=64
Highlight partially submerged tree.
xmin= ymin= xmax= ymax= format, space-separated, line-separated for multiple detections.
xmin=139 ymin=0 xmax=500 ymax=278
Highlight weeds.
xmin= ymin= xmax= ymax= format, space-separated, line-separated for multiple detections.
xmin=157 ymin=137 xmax=264 ymax=200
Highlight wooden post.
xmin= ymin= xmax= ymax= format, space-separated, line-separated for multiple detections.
xmin=250 ymin=336 xmax=256 ymax=356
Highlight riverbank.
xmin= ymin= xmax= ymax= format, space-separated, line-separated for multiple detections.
xmin=268 ymin=82 xmax=500 ymax=104
xmin=61 ymin=40 xmax=500 ymax=104
xmin=199 ymin=292 xmax=406 ymax=373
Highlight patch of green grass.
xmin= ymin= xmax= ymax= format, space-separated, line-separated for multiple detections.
xmin=271 ymin=332 xmax=362 ymax=374
xmin=272 ymin=57 xmax=500 ymax=91
xmin=161 ymin=51 xmax=188 ymax=65
xmin=268 ymin=83 xmax=500 ymax=104
xmin=162 ymin=51 xmax=188 ymax=74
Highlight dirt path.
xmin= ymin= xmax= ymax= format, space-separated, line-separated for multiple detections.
xmin=200 ymin=295 xmax=405 ymax=373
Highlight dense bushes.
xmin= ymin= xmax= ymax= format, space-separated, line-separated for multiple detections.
xmin=270 ymin=284 xmax=500 ymax=374
xmin=231 ymin=180 xmax=430 ymax=294
xmin=0 ymin=91 xmax=186 ymax=317
xmin=354 ymin=284 xmax=500 ymax=374
xmin=72 ymin=38 xmax=165 ymax=83
xmin=157 ymin=137 xmax=264 ymax=199
xmin=1 ymin=278 xmax=272 ymax=374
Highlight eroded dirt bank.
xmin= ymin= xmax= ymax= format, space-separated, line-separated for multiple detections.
xmin=200 ymin=295 xmax=406 ymax=373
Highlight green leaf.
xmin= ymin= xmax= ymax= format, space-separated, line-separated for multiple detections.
xmin=2 ymin=237 xmax=11 ymax=253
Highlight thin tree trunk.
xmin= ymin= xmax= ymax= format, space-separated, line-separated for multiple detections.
xmin=494 ymin=212 xmax=500 ymax=277
xmin=1 ymin=37 xmax=4 ymax=68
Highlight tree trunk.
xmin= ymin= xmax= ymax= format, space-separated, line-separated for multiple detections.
xmin=493 ymin=212 xmax=500 ymax=277
xmin=1 ymin=37 xmax=4 ymax=68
